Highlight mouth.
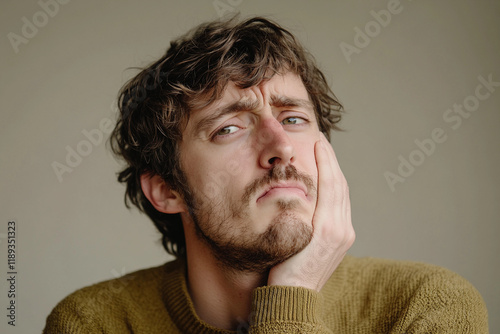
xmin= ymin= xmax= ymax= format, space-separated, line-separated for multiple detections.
xmin=256 ymin=182 xmax=308 ymax=202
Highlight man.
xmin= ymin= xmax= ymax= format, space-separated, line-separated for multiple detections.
xmin=44 ymin=16 xmax=488 ymax=333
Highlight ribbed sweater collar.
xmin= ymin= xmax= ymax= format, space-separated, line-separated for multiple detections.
xmin=160 ymin=259 xmax=234 ymax=333
xmin=159 ymin=256 xmax=350 ymax=333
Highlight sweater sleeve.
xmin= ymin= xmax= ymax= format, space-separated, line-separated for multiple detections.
xmin=393 ymin=267 xmax=489 ymax=334
xmin=249 ymin=286 xmax=333 ymax=334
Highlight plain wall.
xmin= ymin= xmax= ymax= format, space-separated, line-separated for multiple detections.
xmin=0 ymin=0 xmax=499 ymax=332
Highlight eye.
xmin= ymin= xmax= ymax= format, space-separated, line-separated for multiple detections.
xmin=214 ymin=125 xmax=240 ymax=137
xmin=281 ymin=117 xmax=306 ymax=125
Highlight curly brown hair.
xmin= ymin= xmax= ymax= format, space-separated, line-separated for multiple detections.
xmin=109 ymin=16 xmax=343 ymax=258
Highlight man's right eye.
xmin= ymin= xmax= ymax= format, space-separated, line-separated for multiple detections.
xmin=214 ymin=125 xmax=240 ymax=137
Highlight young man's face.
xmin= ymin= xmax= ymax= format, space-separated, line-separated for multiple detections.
xmin=179 ymin=72 xmax=322 ymax=272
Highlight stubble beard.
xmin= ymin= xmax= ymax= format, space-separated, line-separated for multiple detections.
xmin=187 ymin=165 xmax=315 ymax=273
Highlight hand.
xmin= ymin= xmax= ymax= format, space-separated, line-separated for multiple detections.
xmin=267 ymin=133 xmax=355 ymax=292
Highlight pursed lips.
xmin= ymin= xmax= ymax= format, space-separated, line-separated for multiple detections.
xmin=257 ymin=182 xmax=308 ymax=202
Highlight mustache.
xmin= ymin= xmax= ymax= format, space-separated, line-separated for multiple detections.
xmin=242 ymin=164 xmax=316 ymax=203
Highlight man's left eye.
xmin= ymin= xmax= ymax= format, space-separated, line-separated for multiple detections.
xmin=281 ymin=117 xmax=305 ymax=125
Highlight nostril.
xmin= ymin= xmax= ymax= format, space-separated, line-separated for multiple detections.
xmin=268 ymin=157 xmax=278 ymax=165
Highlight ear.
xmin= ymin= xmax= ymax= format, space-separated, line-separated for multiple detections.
xmin=140 ymin=173 xmax=187 ymax=214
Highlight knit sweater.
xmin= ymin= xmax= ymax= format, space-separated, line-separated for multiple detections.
xmin=43 ymin=256 xmax=488 ymax=333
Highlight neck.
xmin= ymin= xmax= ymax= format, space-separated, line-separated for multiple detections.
xmin=182 ymin=218 xmax=267 ymax=330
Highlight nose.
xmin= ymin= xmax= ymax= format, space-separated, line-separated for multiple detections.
xmin=257 ymin=117 xmax=295 ymax=169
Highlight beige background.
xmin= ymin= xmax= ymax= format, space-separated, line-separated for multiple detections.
xmin=1 ymin=0 xmax=499 ymax=332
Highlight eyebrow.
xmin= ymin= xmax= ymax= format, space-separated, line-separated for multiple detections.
xmin=192 ymin=95 xmax=314 ymax=136
xmin=270 ymin=95 xmax=314 ymax=110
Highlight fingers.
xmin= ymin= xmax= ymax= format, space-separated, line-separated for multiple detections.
xmin=313 ymin=132 xmax=354 ymax=245
xmin=314 ymin=133 xmax=349 ymax=221
xmin=320 ymin=133 xmax=347 ymax=195
xmin=314 ymin=135 xmax=333 ymax=207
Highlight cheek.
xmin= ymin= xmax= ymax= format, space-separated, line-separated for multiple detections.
xmin=182 ymin=147 xmax=252 ymax=203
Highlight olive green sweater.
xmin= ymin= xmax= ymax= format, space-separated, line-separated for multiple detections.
xmin=43 ymin=256 xmax=488 ymax=333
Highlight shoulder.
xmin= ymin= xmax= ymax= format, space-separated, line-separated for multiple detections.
xmin=327 ymin=256 xmax=489 ymax=332
xmin=340 ymin=255 xmax=463 ymax=280
xmin=43 ymin=260 xmax=183 ymax=333
xmin=340 ymin=255 xmax=482 ymax=295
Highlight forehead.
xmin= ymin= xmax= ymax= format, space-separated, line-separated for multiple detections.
xmin=217 ymin=72 xmax=309 ymax=104
xmin=185 ymin=72 xmax=312 ymax=130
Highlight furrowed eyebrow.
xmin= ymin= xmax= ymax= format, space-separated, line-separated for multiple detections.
xmin=191 ymin=95 xmax=313 ymax=136
xmin=270 ymin=95 xmax=314 ymax=110
xmin=193 ymin=99 xmax=260 ymax=135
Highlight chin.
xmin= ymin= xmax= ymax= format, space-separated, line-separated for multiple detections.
xmin=261 ymin=211 xmax=313 ymax=259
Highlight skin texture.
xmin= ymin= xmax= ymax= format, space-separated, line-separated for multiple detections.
xmin=140 ymin=72 xmax=355 ymax=330
xmin=179 ymin=73 xmax=320 ymax=273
